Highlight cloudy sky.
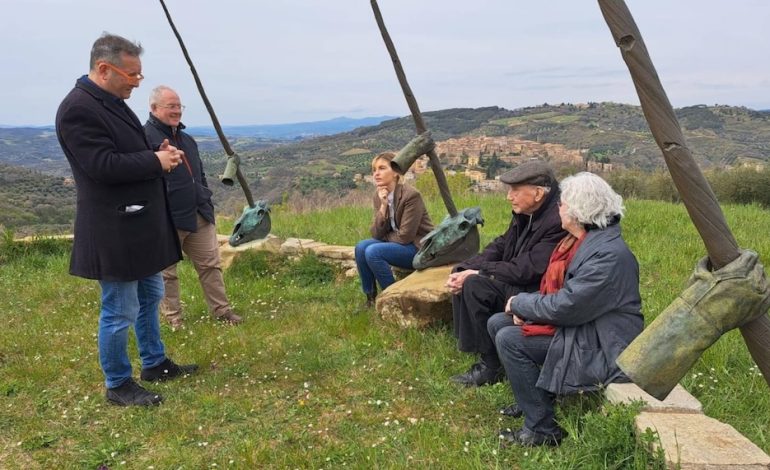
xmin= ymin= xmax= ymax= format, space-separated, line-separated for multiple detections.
xmin=2 ymin=0 xmax=768 ymax=126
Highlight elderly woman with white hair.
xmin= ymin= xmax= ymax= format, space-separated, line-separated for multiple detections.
xmin=487 ymin=172 xmax=643 ymax=447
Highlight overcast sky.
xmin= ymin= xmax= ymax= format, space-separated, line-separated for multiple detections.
xmin=2 ymin=0 xmax=768 ymax=126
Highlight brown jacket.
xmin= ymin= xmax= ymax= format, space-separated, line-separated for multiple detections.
xmin=370 ymin=184 xmax=434 ymax=248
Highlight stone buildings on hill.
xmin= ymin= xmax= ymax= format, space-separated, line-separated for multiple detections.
xmin=351 ymin=134 xmax=613 ymax=192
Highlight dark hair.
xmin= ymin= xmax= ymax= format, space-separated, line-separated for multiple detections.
xmin=89 ymin=33 xmax=143 ymax=70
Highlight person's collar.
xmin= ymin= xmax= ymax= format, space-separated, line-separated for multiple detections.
xmin=147 ymin=112 xmax=186 ymax=132
xmin=585 ymin=214 xmax=621 ymax=231
xmin=77 ymin=75 xmax=125 ymax=105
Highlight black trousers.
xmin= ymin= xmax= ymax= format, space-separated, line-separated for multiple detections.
xmin=452 ymin=275 xmax=522 ymax=358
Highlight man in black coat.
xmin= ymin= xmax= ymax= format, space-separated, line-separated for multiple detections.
xmin=446 ymin=160 xmax=566 ymax=386
xmin=144 ymin=85 xmax=242 ymax=328
xmin=56 ymin=33 xmax=197 ymax=406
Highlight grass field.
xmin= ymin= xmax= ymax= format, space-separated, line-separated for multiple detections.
xmin=1 ymin=195 xmax=768 ymax=469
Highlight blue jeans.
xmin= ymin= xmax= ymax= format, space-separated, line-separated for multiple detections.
xmin=354 ymin=238 xmax=417 ymax=294
xmin=488 ymin=312 xmax=558 ymax=435
xmin=98 ymin=273 xmax=167 ymax=389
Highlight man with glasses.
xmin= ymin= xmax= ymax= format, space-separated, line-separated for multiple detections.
xmin=55 ymin=33 xmax=198 ymax=407
xmin=446 ymin=160 xmax=565 ymax=387
xmin=144 ymin=85 xmax=243 ymax=328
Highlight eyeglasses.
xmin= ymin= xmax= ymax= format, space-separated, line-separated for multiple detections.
xmin=158 ymin=104 xmax=186 ymax=111
xmin=100 ymin=62 xmax=144 ymax=84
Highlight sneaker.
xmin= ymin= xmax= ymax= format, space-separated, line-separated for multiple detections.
xmin=140 ymin=358 xmax=199 ymax=382
xmin=216 ymin=311 xmax=243 ymax=325
xmin=106 ymin=378 xmax=163 ymax=406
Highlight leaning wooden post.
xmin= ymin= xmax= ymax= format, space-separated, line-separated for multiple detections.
xmin=598 ymin=0 xmax=770 ymax=392
xmin=370 ymin=0 xmax=457 ymax=217
xmin=158 ymin=0 xmax=255 ymax=209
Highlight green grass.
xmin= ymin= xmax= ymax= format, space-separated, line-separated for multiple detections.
xmin=1 ymin=197 xmax=768 ymax=468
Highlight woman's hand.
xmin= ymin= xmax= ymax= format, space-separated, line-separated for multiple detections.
xmin=512 ymin=314 xmax=525 ymax=326
xmin=377 ymin=186 xmax=389 ymax=214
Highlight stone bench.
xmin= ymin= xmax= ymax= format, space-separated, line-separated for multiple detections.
xmin=376 ymin=265 xmax=453 ymax=329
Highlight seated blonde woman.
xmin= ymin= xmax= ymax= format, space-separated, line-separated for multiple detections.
xmin=354 ymin=152 xmax=434 ymax=307
xmin=488 ymin=172 xmax=643 ymax=447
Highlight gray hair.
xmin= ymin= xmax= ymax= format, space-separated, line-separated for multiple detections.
xmin=89 ymin=33 xmax=143 ymax=70
xmin=560 ymin=172 xmax=624 ymax=229
xmin=149 ymin=85 xmax=176 ymax=107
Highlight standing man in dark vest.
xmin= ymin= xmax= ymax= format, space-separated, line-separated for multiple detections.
xmin=144 ymin=85 xmax=242 ymax=328
xmin=446 ymin=161 xmax=565 ymax=386
xmin=56 ymin=33 xmax=197 ymax=406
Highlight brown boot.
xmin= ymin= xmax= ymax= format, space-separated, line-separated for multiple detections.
xmin=365 ymin=292 xmax=377 ymax=308
xmin=167 ymin=316 xmax=183 ymax=330
xmin=216 ymin=311 xmax=243 ymax=325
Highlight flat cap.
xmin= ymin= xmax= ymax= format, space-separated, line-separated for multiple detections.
xmin=500 ymin=160 xmax=555 ymax=186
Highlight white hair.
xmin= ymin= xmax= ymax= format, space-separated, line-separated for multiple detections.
xmin=560 ymin=172 xmax=624 ymax=229
xmin=148 ymin=85 xmax=175 ymax=107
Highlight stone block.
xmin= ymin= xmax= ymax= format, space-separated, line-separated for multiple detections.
xmin=606 ymin=382 xmax=702 ymax=414
xmin=280 ymin=237 xmax=321 ymax=255
xmin=635 ymin=412 xmax=770 ymax=469
xmin=312 ymin=245 xmax=355 ymax=260
xmin=377 ymin=265 xmax=453 ymax=328
xmin=219 ymin=234 xmax=283 ymax=270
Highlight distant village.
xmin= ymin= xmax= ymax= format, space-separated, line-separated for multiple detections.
xmin=351 ymin=135 xmax=613 ymax=191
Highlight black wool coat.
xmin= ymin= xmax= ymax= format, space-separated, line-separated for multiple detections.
xmin=144 ymin=114 xmax=215 ymax=233
xmin=55 ymin=77 xmax=182 ymax=281
xmin=454 ymin=187 xmax=566 ymax=291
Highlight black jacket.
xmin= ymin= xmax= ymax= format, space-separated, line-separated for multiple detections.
xmin=55 ymin=77 xmax=181 ymax=281
xmin=454 ymin=186 xmax=566 ymax=290
xmin=144 ymin=115 xmax=215 ymax=232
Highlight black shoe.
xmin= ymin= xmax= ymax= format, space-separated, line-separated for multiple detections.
xmin=140 ymin=358 xmax=199 ymax=382
xmin=365 ymin=292 xmax=377 ymax=308
xmin=498 ymin=426 xmax=566 ymax=447
xmin=450 ymin=361 xmax=504 ymax=387
xmin=106 ymin=378 xmax=163 ymax=406
xmin=500 ymin=403 xmax=523 ymax=418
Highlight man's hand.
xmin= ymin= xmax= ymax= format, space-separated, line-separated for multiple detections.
xmin=445 ymin=269 xmax=479 ymax=295
xmin=155 ymin=138 xmax=183 ymax=172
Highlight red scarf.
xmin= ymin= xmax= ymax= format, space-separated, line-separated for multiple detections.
xmin=521 ymin=233 xmax=586 ymax=336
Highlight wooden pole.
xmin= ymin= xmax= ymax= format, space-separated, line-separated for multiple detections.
xmin=158 ymin=0 xmax=255 ymax=208
xmin=598 ymin=0 xmax=770 ymax=388
xmin=370 ymin=0 xmax=457 ymax=217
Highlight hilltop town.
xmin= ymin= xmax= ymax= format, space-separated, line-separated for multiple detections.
xmin=356 ymin=134 xmax=612 ymax=191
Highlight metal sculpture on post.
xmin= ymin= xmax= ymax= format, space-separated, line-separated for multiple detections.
xmin=370 ymin=0 xmax=483 ymax=270
xmin=597 ymin=0 xmax=770 ymax=400
xmin=159 ymin=0 xmax=271 ymax=247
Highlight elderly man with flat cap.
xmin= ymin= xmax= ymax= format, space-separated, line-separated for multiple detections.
xmin=446 ymin=160 xmax=566 ymax=386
